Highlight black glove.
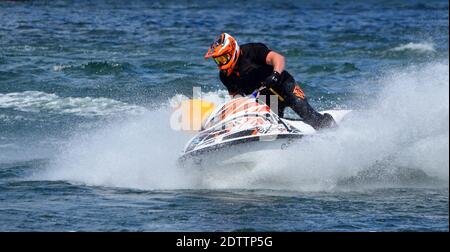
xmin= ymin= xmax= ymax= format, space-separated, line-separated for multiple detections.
xmin=263 ymin=71 xmax=281 ymax=89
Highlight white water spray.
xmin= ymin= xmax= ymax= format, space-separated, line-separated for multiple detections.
xmin=203 ymin=61 xmax=449 ymax=190
xmin=38 ymin=108 xmax=194 ymax=189
xmin=39 ymin=61 xmax=449 ymax=191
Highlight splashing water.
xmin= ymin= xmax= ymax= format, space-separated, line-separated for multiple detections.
xmin=38 ymin=61 xmax=449 ymax=191
xmin=390 ymin=42 xmax=436 ymax=53
xmin=37 ymin=108 xmax=194 ymax=189
xmin=209 ymin=61 xmax=449 ymax=190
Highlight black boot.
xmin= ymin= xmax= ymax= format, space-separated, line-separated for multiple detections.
xmin=314 ymin=113 xmax=337 ymax=130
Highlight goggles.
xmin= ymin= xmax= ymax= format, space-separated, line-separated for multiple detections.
xmin=213 ymin=53 xmax=231 ymax=66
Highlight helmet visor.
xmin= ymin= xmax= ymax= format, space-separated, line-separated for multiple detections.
xmin=213 ymin=53 xmax=231 ymax=66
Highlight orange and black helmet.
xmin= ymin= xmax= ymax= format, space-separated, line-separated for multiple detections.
xmin=204 ymin=33 xmax=240 ymax=76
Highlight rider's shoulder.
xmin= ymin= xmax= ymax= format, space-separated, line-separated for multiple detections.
xmin=241 ymin=43 xmax=268 ymax=49
xmin=240 ymin=43 xmax=270 ymax=56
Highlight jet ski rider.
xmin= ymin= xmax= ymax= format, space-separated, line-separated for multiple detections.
xmin=204 ymin=33 xmax=336 ymax=130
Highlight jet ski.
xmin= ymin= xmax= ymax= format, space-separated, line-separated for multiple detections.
xmin=177 ymin=92 xmax=351 ymax=170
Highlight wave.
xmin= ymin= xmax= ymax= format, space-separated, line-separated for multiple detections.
xmin=52 ymin=61 xmax=132 ymax=75
xmin=0 ymin=91 xmax=147 ymax=117
xmin=0 ymin=114 xmax=28 ymax=123
xmin=36 ymin=61 xmax=449 ymax=191
xmin=305 ymin=62 xmax=360 ymax=74
xmin=390 ymin=42 xmax=436 ymax=53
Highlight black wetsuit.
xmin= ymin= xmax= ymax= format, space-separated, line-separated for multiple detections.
xmin=219 ymin=43 xmax=334 ymax=130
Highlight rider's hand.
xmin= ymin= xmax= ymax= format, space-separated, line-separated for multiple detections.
xmin=263 ymin=71 xmax=281 ymax=89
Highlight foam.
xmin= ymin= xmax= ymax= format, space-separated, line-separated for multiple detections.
xmin=0 ymin=91 xmax=147 ymax=117
xmin=390 ymin=42 xmax=436 ymax=52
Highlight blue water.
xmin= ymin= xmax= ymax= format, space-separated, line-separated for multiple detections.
xmin=0 ymin=0 xmax=448 ymax=231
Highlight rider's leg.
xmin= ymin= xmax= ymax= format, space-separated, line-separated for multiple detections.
xmin=274 ymin=80 xmax=336 ymax=130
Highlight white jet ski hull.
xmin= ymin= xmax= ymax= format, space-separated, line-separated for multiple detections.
xmin=178 ymin=133 xmax=302 ymax=170
xmin=178 ymin=95 xmax=351 ymax=170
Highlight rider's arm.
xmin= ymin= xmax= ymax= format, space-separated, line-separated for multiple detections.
xmin=265 ymin=51 xmax=285 ymax=74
